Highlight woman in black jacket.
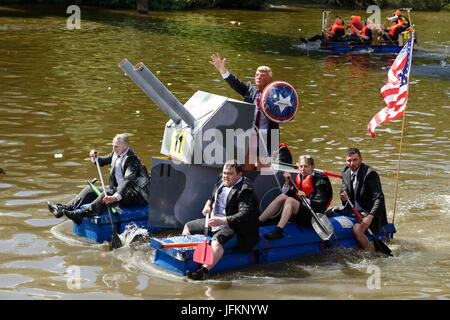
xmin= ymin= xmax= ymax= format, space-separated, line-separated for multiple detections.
xmin=259 ymin=155 xmax=333 ymax=240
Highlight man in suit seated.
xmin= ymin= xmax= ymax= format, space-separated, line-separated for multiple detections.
xmin=327 ymin=148 xmax=388 ymax=250
xmin=182 ymin=160 xmax=259 ymax=280
xmin=46 ymin=134 xmax=150 ymax=225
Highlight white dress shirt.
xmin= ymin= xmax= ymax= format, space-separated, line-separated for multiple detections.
xmin=211 ymin=177 xmax=243 ymax=232
xmin=111 ymin=147 xmax=130 ymax=201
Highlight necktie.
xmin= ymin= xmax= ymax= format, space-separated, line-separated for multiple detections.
xmin=351 ymin=173 xmax=357 ymax=200
xmin=255 ymin=92 xmax=262 ymax=129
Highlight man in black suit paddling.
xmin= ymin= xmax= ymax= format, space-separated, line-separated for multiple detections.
xmin=46 ymin=134 xmax=150 ymax=225
xmin=328 ymin=148 xmax=388 ymax=250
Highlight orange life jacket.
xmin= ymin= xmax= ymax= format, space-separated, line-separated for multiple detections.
xmin=295 ymin=173 xmax=333 ymax=209
xmin=329 ymin=23 xmax=345 ymax=38
xmin=347 ymin=16 xmax=363 ymax=34
xmin=295 ymin=174 xmax=314 ymax=199
xmin=389 ymin=19 xmax=405 ymax=36
xmin=360 ymin=23 xmax=373 ymax=39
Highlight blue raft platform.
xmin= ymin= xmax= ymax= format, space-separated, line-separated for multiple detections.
xmin=150 ymin=216 xmax=396 ymax=276
xmin=73 ymin=204 xmax=149 ymax=242
xmin=320 ymin=41 xmax=402 ymax=53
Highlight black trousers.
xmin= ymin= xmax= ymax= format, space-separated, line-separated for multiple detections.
xmin=65 ymin=186 xmax=145 ymax=217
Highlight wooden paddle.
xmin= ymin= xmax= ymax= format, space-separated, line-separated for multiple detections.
xmin=87 ymin=178 xmax=119 ymax=215
xmin=193 ymin=213 xmax=214 ymax=265
xmin=347 ymin=200 xmax=393 ymax=256
xmin=288 ymin=177 xmax=334 ymax=240
xmin=95 ymin=157 xmax=122 ymax=250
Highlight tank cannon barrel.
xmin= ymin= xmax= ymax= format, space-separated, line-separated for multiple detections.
xmin=119 ymin=58 xmax=183 ymax=125
xmin=134 ymin=62 xmax=196 ymax=128
xmin=119 ymin=58 xmax=196 ymax=128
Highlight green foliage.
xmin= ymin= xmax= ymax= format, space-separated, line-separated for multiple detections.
xmin=211 ymin=0 xmax=265 ymax=9
xmin=2 ymin=0 xmax=445 ymax=10
xmin=148 ymin=0 xmax=203 ymax=10
xmin=385 ymin=0 xmax=444 ymax=10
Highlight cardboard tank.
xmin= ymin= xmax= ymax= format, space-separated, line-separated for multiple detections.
xmin=119 ymin=59 xmax=287 ymax=230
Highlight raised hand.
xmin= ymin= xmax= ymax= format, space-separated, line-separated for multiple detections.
xmin=209 ymin=53 xmax=227 ymax=74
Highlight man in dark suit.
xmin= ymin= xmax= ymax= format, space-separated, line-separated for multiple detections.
xmin=209 ymin=53 xmax=279 ymax=170
xmin=46 ymin=134 xmax=151 ymax=225
xmin=328 ymin=148 xmax=387 ymax=250
xmin=182 ymin=160 xmax=259 ymax=280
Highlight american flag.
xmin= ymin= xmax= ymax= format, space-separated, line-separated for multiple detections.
xmin=368 ymin=33 xmax=415 ymax=137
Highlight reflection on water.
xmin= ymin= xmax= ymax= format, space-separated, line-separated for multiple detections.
xmin=0 ymin=4 xmax=449 ymax=299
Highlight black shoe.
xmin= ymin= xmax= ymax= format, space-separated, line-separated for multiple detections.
xmin=186 ymin=267 xmax=209 ymax=281
xmin=300 ymin=37 xmax=308 ymax=43
xmin=263 ymin=227 xmax=284 ymax=240
xmin=47 ymin=201 xmax=65 ymax=218
xmin=63 ymin=209 xmax=83 ymax=225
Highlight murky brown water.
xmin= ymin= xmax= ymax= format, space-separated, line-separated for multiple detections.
xmin=0 ymin=4 xmax=449 ymax=300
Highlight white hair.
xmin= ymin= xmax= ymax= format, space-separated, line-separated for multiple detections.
xmin=256 ymin=65 xmax=272 ymax=78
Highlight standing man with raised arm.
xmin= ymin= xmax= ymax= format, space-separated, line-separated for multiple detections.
xmin=209 ymin=53 xmax=279 ymax=170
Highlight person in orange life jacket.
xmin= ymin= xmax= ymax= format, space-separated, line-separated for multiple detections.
xmin=355 ymin=20 xmax=374 ymax=45
xmin=326 ymin=148 xmax=387 ymax=250
xmin=258 ymin=155 xmax=333 ymax=240
xmin=182 ymin=160 xmax=259 ymax=280
xmin=389 ymin=10 xmax=410 ymax=30
xmin=300 ymin=17 xmax=346 ymax=43
xmin=209 ymin=53 xmax=279 ymax=170
xmin=343 ymin=15 xmax=364 ymax=42
xmin=382 ymin=10 xmax=410 ymax=41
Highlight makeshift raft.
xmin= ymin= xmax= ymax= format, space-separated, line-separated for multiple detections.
xmin=320 ymin=40 xmax=403 ymax=53
xmin=73 ymin=204 xmax=149 ymax=242
xmin=150 ymin=217 xmax=396 ymax=276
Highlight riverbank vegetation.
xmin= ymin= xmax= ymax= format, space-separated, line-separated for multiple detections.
xmin=2 ymin=0 xmax=448 ymax=10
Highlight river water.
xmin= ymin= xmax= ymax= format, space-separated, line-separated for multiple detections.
xmin=0 ymin=4 xmax=448 ymax=301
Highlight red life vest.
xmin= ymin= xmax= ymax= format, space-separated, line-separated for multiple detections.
xmin=328 ymin=20 xmax=345 ymax=38
xmin=389 ymin=19 xmax=405 ymax=36
xmin=347 ymin=16 xmax=363 ymax=34
xmin=295 ymin=174 xmax=314 ymax=199
xmin=360 ymin=23 xmax=373 ymax=39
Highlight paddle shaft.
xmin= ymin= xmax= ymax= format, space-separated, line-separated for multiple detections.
xmin=95 ymin=157 xmax=122 ymax=248
xmin=87 ymin=179 xmax=117 ymax=214
xmin=347 ymin=199 xmax=374 ymax=235
xmin=201 ymin=212 xmax=209 ymax=259
xmin=347 ymin=199 xmax=393 ymax=256
xmin=288 ymin=177 xmax=330 ymax=234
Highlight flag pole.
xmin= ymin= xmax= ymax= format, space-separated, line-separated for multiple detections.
xmin=392 ymin=110 xmax=406 ymax=224
xmin=391 ymin=32 xmax=415 ymax=225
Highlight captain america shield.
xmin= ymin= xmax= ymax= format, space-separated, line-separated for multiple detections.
xmin=261 ymin=81 xmax=298 ymax=123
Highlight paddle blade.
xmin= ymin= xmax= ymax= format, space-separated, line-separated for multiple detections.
xmin=193 ymin=240 xmax=213 ymax=265
xmin=311 ymin=213 xmax=334 ymax=240
xmin=111 ymin=232 xmax=122 ymax=249
xmin=372 ymin=237 xmax=393 ymax=256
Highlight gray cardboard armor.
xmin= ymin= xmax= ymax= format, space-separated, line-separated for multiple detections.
xmin=148 ymin=157 xmax=286 ymax=228
xmin=160 ymin=90 xmax=255 ymax=167
xmin=120 ymin=59 xmax=285 ymax=229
